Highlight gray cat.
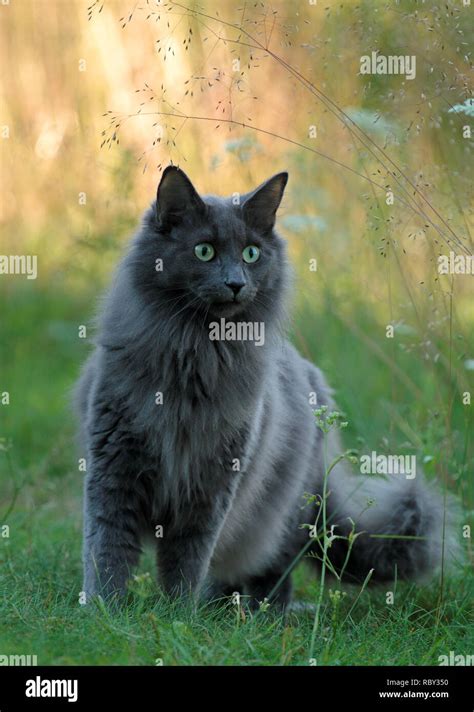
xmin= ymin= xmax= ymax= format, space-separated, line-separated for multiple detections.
xmin=75 ymin=166 xmax=457 ymax=608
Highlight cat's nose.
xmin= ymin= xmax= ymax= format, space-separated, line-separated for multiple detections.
xmin=225 ymin=279 xmax=246 ymax=296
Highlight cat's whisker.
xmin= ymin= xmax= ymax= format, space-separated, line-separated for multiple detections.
xmin=157 ymin=292 xmax=193 ymax=309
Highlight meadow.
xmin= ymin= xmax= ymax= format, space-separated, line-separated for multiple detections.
xmin=0 ymin=0 xmax=473 ymax=665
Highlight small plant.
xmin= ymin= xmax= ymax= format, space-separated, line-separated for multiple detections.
xmin=308 ymin=409 xmax=356 ymax=660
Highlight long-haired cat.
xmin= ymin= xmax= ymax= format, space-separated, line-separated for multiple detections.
xmin=75 ymin=166 xmax=457 ymax=607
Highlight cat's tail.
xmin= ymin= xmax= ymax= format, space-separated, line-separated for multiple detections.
xmin=312 ymin=441 xmax=461 ymax=584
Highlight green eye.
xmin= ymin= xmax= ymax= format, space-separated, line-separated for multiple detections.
xmin=242 ymin=245 xmax=260 ymax=263
xmin=194 ymin=243 xmax=215 ymax=262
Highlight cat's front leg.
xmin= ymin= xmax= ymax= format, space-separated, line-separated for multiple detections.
xmin=81 ymin=395 xmax=149 ymax=603
xmin=157 ymin=485 xmax=237 ymax=600
xmin=83 ymin=464 xmax=144 ymax=602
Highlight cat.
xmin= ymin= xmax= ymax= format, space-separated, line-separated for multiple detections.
xmin=75 ymin=165 xmax=458 ymax=608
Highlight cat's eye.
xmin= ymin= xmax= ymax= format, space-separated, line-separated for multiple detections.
xmin=194 ymin=243 xmax=215 ymax=262
xmin=242 ymin=245 xmax=260 ymax=263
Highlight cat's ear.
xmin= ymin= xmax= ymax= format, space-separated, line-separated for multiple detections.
xmin=241 ymin=172 xmax=288 ymax=233
xmin=156 ymin=165 xmax=205 ymax=228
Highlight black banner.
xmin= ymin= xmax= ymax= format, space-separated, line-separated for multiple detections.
xmin=0 ymin=665 xmax=471 ymax=710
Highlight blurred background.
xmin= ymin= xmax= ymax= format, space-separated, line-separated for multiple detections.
xmin=1 ymin=1 xmax=473 ymax=545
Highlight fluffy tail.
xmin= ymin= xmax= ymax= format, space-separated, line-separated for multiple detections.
xmin=315 ymin=449 xmax=460 ymax=584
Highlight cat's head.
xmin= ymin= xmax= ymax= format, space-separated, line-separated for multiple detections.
xmin=135 ymin=166 xmax=289 ymax=321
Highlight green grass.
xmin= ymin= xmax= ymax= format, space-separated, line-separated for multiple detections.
xmin=0 ymin=283 xmax=473 ymax=666
xmin=1 ymin=502 xmax=472 ymax=666
xmin=1 ymin=489 xmax=473 ymax=666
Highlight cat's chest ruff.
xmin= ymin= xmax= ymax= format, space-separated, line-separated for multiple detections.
xmin=135 ymin=337 xmax=265 ymax=467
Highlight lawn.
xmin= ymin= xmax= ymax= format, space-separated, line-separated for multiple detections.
xmin=1 ymin=283 xmax=472 ymax=666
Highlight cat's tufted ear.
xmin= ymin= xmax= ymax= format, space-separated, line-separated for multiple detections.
xmin=156 ymin=165 xmax=206 ymax=228
xmin=241 ymin=172 xmax=288 ymax=234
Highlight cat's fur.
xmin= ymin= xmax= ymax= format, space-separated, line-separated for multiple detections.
xmin=76 ymin=166 xmax=457 ymax=608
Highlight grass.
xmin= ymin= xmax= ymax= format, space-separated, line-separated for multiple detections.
xmin=1 ymin=282 xmax=472 ymax=666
